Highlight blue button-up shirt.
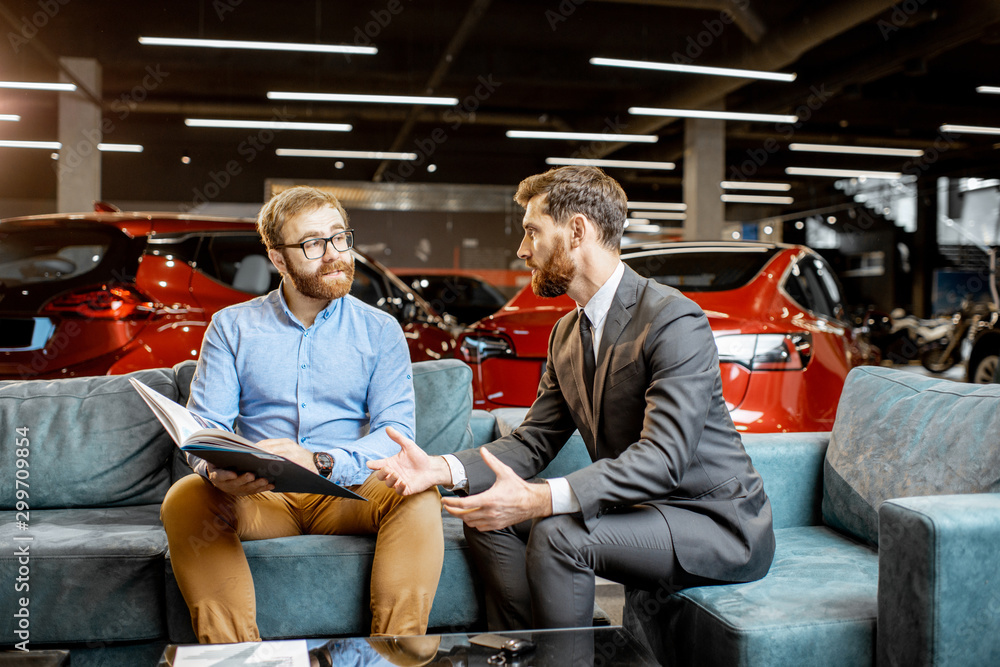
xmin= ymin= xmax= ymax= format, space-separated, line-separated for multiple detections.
xmin=186 ymin=285 xmax=415 ymax=486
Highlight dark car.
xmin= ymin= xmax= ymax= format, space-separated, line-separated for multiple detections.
xmin=0 ymin=208 xmax=457 ymax=380
xmin=394 ymin=271 xmax=508 ymax=325
xmin=457 ymin=241 xmax=880 ymax=433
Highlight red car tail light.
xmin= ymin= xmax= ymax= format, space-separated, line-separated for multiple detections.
xmin=41 ymin=284 xmax=156 ymax=320
xmin=458 ymin=333 xmax=514 ymax=363
xmin=716 ymin=333 xmax=812 ymax=371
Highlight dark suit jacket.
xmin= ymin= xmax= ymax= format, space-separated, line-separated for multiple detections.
xmin=455 ymin=265 xmax=775 ymax=583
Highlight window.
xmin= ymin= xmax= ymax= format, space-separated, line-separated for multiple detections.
xmin=623 ymin=248 xmax=778 ymax=292
xmin=784 ymin=255 xmax=843 ymax=321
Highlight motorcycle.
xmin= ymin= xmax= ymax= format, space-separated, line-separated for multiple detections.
xmin=861 ymin=308 xmax=953 ymax=365
xmin=918 ymin=297 xmax=996 ymax=373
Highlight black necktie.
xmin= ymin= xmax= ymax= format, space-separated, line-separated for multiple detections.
xmin=579 ymin=311 xmax=596 ymax=400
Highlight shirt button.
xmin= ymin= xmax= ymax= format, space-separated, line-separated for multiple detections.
xmin=301 ymin=364 xmax=306 ymax=369
xmin=302 ymin=437 xmax=309 ymax=443
xmin=301 ymin=403 xmax=306 ymax=408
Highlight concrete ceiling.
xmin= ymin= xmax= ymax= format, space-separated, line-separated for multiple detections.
xmin=0 ymin=0 xmax=998 ymax=219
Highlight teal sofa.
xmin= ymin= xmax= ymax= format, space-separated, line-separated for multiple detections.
xmin=620 ymin=366 xmax=1000 ymax=666
xmin=0 ymin=358 xmax=553 ymax=663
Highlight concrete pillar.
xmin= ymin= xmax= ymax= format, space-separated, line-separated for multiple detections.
xmin=57 ymin=57 xmax=101 ymax=212
xmin=682 ymin=105 xmax=725 ymax=241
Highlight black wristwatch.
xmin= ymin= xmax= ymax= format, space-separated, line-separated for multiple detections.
xmin=313 ymin=452 xmax=334 ymax=479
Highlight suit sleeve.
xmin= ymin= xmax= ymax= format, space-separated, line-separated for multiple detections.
xmin=566 ymin=297 xmax=717 ymax=529
xmin=454 ymin=319 xmax=580 ymax=492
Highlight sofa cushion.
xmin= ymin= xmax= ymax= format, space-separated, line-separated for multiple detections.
xmin=0 ymin=506 xmax=168 ymax=644
xmin=165 ymin=514 xmax=482 ymax=641
xmin=624 ymin=525 xmax=878 ymax=667
xmin=0 ymin=368 xmax=178 ymax=509
xmin=492 ymin=408 xmax=593 ymax=478
xmin=823 ymin=366 xmax=1000 ymax=546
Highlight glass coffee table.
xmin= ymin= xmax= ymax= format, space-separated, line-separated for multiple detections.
xmin=157 ymin=625 xmax=657 ymax=666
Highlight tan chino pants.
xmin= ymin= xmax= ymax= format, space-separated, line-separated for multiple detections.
xmin=160 ymin=472 xmax=444 ymax=644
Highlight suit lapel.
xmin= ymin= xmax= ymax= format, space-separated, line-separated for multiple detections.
xmin=591 ymin=268 xmax=638 ymax=437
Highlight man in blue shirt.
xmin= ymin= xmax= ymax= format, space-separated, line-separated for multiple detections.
xmin=160 ymin=186 xmax=444 ymax=644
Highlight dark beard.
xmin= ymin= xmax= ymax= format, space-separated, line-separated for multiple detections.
xmin=531 ymin=237 xmax=575 ymax=298
xmin=286 ymin=257 xmax=355 ymax=301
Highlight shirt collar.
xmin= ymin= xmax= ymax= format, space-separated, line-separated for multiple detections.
xmin=274 ymin=279 xmax=342 ymax=328
xmin=578 ymin=260 xmax=624 ymax=331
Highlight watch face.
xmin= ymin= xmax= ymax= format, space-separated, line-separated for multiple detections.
xmin=314 ymin=452 xmax=334 ymax=477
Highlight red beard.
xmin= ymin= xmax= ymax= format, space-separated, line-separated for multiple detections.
xmin=287 ymin=257 xmax=355 ymax=301
xmin=531 ymin=237 xmax=575 ymax=298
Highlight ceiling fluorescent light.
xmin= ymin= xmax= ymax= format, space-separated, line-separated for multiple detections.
xmin=0 ymin=81 xmax=76 ymax=92
xmin=789 ymin=142 xmax=923 ymax=157
xmin=98 ymin=143 xmax=143 ymax=152
xmin=591 ymin=57 xmax=796 ymax=82
xmin=940 ymin=123 xmax=1000 ymax=136
xmin=139 ymin=36 xmax=376 ymax=55
xmin=0 ymin=140 xmax=61 ymax=149
xmin=546 ymin=157 xmax=673 ymax=169
xmin=630 ymin=211 xmax=687 ymax=220
xmin=721 ymin=194 xmax=794 ymax=204
xmin=976 ymin=86 xmax=1000 ymax=94
xmin=268 ymin=91 xmax=457 ymax=106
xmin=186 ymin=118 xmax=352 ymax=132
xmin=720 ymin=181 xmax=791 ymax=191
xmin=276 ymin=148 xmax=417 ymax=160
xmin=623 ymin=222 xmax=663 ymax=233
xmin=509 ymin=130 xmax=657 ymax=143
xmin=630 ymin=107 xmax=797 ymax=123
xmin=626 ymin=201 xmax=686 ymax=211
xmin=0 ymin=114 xmax=20 ymax=122
xmin=786 ymin=166 xmax=902 ymax=179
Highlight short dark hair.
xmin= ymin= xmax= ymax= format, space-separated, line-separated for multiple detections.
xmin=257 ymin=186 xmax=349 ymax=250
xmin=514 ymin=166 xmax=627 ymax=250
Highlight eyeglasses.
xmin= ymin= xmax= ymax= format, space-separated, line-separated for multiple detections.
xmin=274 ymin=229 xmax=354 ymax=259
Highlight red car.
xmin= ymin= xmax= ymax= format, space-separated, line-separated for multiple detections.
xmin=0 ymin=208 xmax=457 ymax=380
xmin=457 ymin=241 xmax=879 ymax=433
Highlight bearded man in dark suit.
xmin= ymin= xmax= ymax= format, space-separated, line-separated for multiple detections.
xmin=370 ymin=165 xmax=775 ymax=630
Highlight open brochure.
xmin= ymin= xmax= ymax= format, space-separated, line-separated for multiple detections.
xmin=173 ymin=639 xmax=309 ymax=666
xmin=130 ymin=378 xmax=365 ymax=500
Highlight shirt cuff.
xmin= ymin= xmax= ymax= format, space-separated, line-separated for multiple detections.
xmin=546 ymin=477 xmax=582 ymax=515
xmin=441 ymin=454 xmax=468 ymax=491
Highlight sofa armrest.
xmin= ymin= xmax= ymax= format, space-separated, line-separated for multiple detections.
xmin=877 ymin=493 xmax=1000 ymax=667
xmin=741 ymin=432 xmax=829 ymax=529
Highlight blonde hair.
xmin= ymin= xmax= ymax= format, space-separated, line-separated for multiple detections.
xmin=257 ymin=187 xmax=349 ymax=250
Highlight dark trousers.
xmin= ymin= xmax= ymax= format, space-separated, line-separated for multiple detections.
xmin=464 ymin=503 xmax=692 ymax=630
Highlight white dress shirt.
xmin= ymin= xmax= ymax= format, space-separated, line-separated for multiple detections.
xmin=443 ymin=261 xmax=625 ymax=515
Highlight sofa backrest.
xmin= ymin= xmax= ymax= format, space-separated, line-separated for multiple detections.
xmin=410 ymin=358 xmax=474 ymax=455
xmin=823 ymin=366 xmax=1000 ymax=547
xmin=0 ymin=368 xmax=178 ymax=509
xmin=742 ymin=432 xmax=829 ymax=530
